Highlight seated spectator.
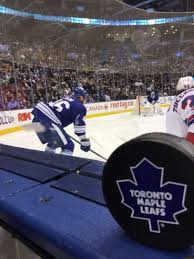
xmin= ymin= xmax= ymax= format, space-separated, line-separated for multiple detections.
xmin=7 ymin=97 xmax=18 ymax=110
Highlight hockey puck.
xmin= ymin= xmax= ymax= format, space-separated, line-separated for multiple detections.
xmin=102 ymin=133 xmax=194 ymax=250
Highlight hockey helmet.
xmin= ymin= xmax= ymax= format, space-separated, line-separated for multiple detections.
xmin=176 ymin=76 xmax=194 ymax=91
xmin=73 ymin=87 xmax=87 ymax=98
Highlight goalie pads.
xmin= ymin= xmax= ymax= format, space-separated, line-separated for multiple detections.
xmin=143 ymin=101 xmax=163 ymax=116
xmin=142 ymin=102 xmax=154 ymax=116
xmin=154 ymin=102 xmax=163 ymax=115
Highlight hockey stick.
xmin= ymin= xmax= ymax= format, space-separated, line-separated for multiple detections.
xmin=69 ymin=134 xmax=107 ymax=161
xmin=22 ymin=122 xmax=107 ymax=161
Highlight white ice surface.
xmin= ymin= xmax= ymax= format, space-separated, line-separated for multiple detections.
xmin=0 ymin=112 xmax=167 ymax=161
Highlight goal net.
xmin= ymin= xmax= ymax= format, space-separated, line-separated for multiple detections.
xmin=133 ymin=96 xmax=147 ymax=115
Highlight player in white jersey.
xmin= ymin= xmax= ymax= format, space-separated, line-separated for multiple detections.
xmin=166 ymin=76 xmax=194 ymax=143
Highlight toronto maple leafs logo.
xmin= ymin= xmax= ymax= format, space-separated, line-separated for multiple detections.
xmin=117 ymin=158 xmax=187 ymax=233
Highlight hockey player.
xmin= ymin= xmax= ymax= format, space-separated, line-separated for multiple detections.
xmin=143 ymin=91 xmax=163 ymax=116
xmin=31 ymin=87 xmax=91 ymax=155
xmin=166 ymin=76 xmax=194 ymax=144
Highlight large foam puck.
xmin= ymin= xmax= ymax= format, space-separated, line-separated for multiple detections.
xmin=102 ymin=133 xmax=194 ymax=250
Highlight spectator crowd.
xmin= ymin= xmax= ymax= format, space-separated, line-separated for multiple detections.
xmin=0 ymin=35 xmax=193 ymax=111
xmin=0 ymin=59 xmax=180 ymax=111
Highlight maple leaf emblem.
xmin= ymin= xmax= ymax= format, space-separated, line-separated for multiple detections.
xmin=117 ymin=158 xmax=187 ymax=233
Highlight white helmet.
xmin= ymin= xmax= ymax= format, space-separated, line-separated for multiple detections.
xmin=176 ymin=76 xmax=194 ymax=91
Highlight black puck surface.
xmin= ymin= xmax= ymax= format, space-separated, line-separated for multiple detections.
xmin=102 ymin=133 xmax=194 ymax=251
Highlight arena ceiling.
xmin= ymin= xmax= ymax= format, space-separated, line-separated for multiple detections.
xmin=123 ymin=0 xmax=194 ymax=12
xmin=0 ymin=0 xmax=193 ymax=73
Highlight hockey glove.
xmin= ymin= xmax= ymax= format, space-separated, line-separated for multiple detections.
xmin=80 ymin=138 xmax=91 ymax=152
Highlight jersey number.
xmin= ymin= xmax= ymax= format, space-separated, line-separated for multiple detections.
xmin=49 ymin=100 xmax=70 ymax=112
xmin=182 ymin=96 xmax=194 ymax=110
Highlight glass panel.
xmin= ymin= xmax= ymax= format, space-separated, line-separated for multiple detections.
xmin=0 ymin=0 xmax=194 ymax=159
xmin=0 ymin=60 xmax=18 ymax=111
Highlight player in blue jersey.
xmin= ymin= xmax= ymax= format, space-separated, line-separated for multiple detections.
xmin=147 ymin=91 xmax=159 ymax=105
xmin=31 ymin=87 xmax=91 ymax=156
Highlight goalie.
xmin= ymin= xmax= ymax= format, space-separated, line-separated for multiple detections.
xmin=143 ymin=91 xmax=163 ymax=116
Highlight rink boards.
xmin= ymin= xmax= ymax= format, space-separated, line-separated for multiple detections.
xmin=0 ymin=143 xmax=193 ymax=259
xmin=0 ymin=96 xmax=174 ymax=136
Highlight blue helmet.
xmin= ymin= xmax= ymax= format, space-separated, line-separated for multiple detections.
xmin=73 ymin=87 xmax=87 ymax=98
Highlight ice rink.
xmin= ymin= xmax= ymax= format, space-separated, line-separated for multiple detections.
xmin=0 ymin=112 xmax=166 ymax=161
